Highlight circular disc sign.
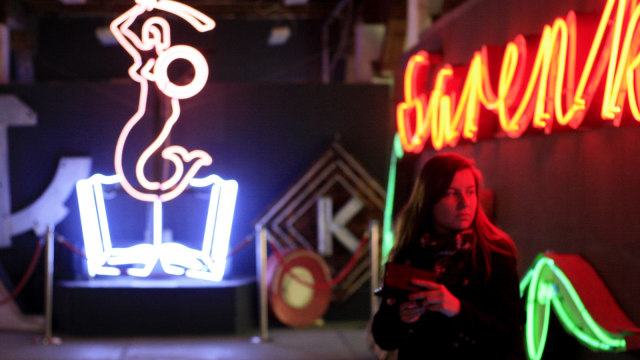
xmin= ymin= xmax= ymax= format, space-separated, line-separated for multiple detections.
xmin=267 ymin=248 xmax=332 ymax=328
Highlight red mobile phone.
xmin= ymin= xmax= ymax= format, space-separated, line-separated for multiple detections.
xmin=374 ymin=262 xmax=436 ymax=298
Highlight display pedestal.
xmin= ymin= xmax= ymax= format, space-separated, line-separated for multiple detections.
xmin=54 ymin=277 xmax=256 ymax=336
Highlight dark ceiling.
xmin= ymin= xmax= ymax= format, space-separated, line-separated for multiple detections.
xmin=2 ymin=0 xmax=401 ymax=84
xmin=9 ymin=0 xmax=391 ymax=21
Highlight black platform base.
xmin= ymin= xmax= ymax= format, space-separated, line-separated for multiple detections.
xmin=54 ymin=277 xmax=257 ymax=336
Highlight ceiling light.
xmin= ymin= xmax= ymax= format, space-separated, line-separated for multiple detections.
xmin=283 ymin=0 xmax=309 ymax=6
xmin=95 ymin=26 xmax=117 ymax=46
xmin=268 ymin=26 xmax=291 ymax=46
xmin=59 ymin=0 xmax=87 ymax=4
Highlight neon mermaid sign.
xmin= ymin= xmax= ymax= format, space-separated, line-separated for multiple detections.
xmin=112 ymin=0 xmax=215 ymax=202
xmin=76 ymin=0 xmax=237 ymax=281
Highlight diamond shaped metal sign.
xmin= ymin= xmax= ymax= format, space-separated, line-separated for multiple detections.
xmin=255 ymin=141 xmax=385 ymax=300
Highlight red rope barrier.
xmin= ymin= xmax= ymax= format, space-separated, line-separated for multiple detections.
xmin=0 ymin=237 xmax=45 ymax=306
xmin=55 ymin=233 xmax=87 ymax=259
xmin=267 ymin=233 xmax=370 ymax=291
xmin=328 ymin=234 xmax=370 ymax=286
xmin=226 ymin=235 xmax=254 ymax=259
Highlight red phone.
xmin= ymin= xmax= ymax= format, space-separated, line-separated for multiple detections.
xmin=374 ymin=262 xmax=436 ymax=298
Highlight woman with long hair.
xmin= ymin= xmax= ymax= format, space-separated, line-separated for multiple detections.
xmin=371 ymin=153 xmax=525 ymax=359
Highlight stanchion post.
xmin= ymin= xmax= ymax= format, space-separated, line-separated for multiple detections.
xmin=369 ymin=220 xmax=380 ymax=316
xmin=251 ymin=225 xmax=270 ymax=343
xmin=43 ymin=226 xmax=61 ymax=345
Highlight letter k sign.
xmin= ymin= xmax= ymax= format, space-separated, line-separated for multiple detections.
xmin=317 ymin=196 xmax=364 ymax=256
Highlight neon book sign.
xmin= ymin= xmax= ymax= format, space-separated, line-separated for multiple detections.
xmin=76 ymin=0 xmax=237 ymax=281
xmin=397 ymin=0 xmax=640 ymax=152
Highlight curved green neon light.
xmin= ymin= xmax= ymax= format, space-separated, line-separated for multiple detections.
xmin=520 ymin=254 xmax=630 ymax=360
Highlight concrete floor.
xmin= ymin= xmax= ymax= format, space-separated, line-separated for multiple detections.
xmin=0 ymin=322 xmax=379 ymax=360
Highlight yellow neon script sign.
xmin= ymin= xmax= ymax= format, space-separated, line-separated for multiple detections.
xmin=111 ymin=0 xmax=215 ymax=201
xmin=397 ymin=0 xmax=640 ymax=152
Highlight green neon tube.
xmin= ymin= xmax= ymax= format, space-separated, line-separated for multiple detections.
xmin=521 ymin=255 xmax=628 ymax=360
xmin=381 ymin=134 xmax=403 ymax=266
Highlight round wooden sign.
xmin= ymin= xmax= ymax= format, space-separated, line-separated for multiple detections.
xmin=266 ymin=248 xmax=332 ymax=328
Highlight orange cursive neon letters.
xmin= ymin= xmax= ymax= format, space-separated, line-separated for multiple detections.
xmin=397 ymin=0 xmax=640 ymax=152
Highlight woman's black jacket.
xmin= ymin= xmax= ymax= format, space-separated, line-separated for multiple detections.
xmin=371 ymin=244 xmax=526 ymax=359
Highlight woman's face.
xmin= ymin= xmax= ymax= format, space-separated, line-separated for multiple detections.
xmin=432 ymin=168 xmax=478 ymax=234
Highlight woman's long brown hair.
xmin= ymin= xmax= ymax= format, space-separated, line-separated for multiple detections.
xmin=390 ymin=153 xmax=517 ymax=279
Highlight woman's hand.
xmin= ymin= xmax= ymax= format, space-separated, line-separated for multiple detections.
xmin=398 ymin=299 xmax=427 ymax=323
xmin=385 ymin=298 xmax=425 ymax=323
xmin=408 ymin=279 xmax=460 ymax=318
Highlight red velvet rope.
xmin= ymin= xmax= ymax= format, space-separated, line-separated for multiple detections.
xmin=267 ymin=233 xmax=370 ymax=291
xmin=226 ymin=235 xmax=254 ymax=259
xmin=0 ymin=237 xmax=45 ymax=306
xmin=55 ymin=234 xmax=87 ymax=259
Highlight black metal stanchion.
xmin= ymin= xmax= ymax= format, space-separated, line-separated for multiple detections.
xmin=251 ymin=225 xmax=270 ymax=343
xmin=42 ymin=226 xmax=61 ymax=345
xmin=369 ymin=220 xmax=380 ymax=316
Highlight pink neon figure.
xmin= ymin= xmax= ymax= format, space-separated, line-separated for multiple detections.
xmin=111 ymin=0 xmax=215 ymax=202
